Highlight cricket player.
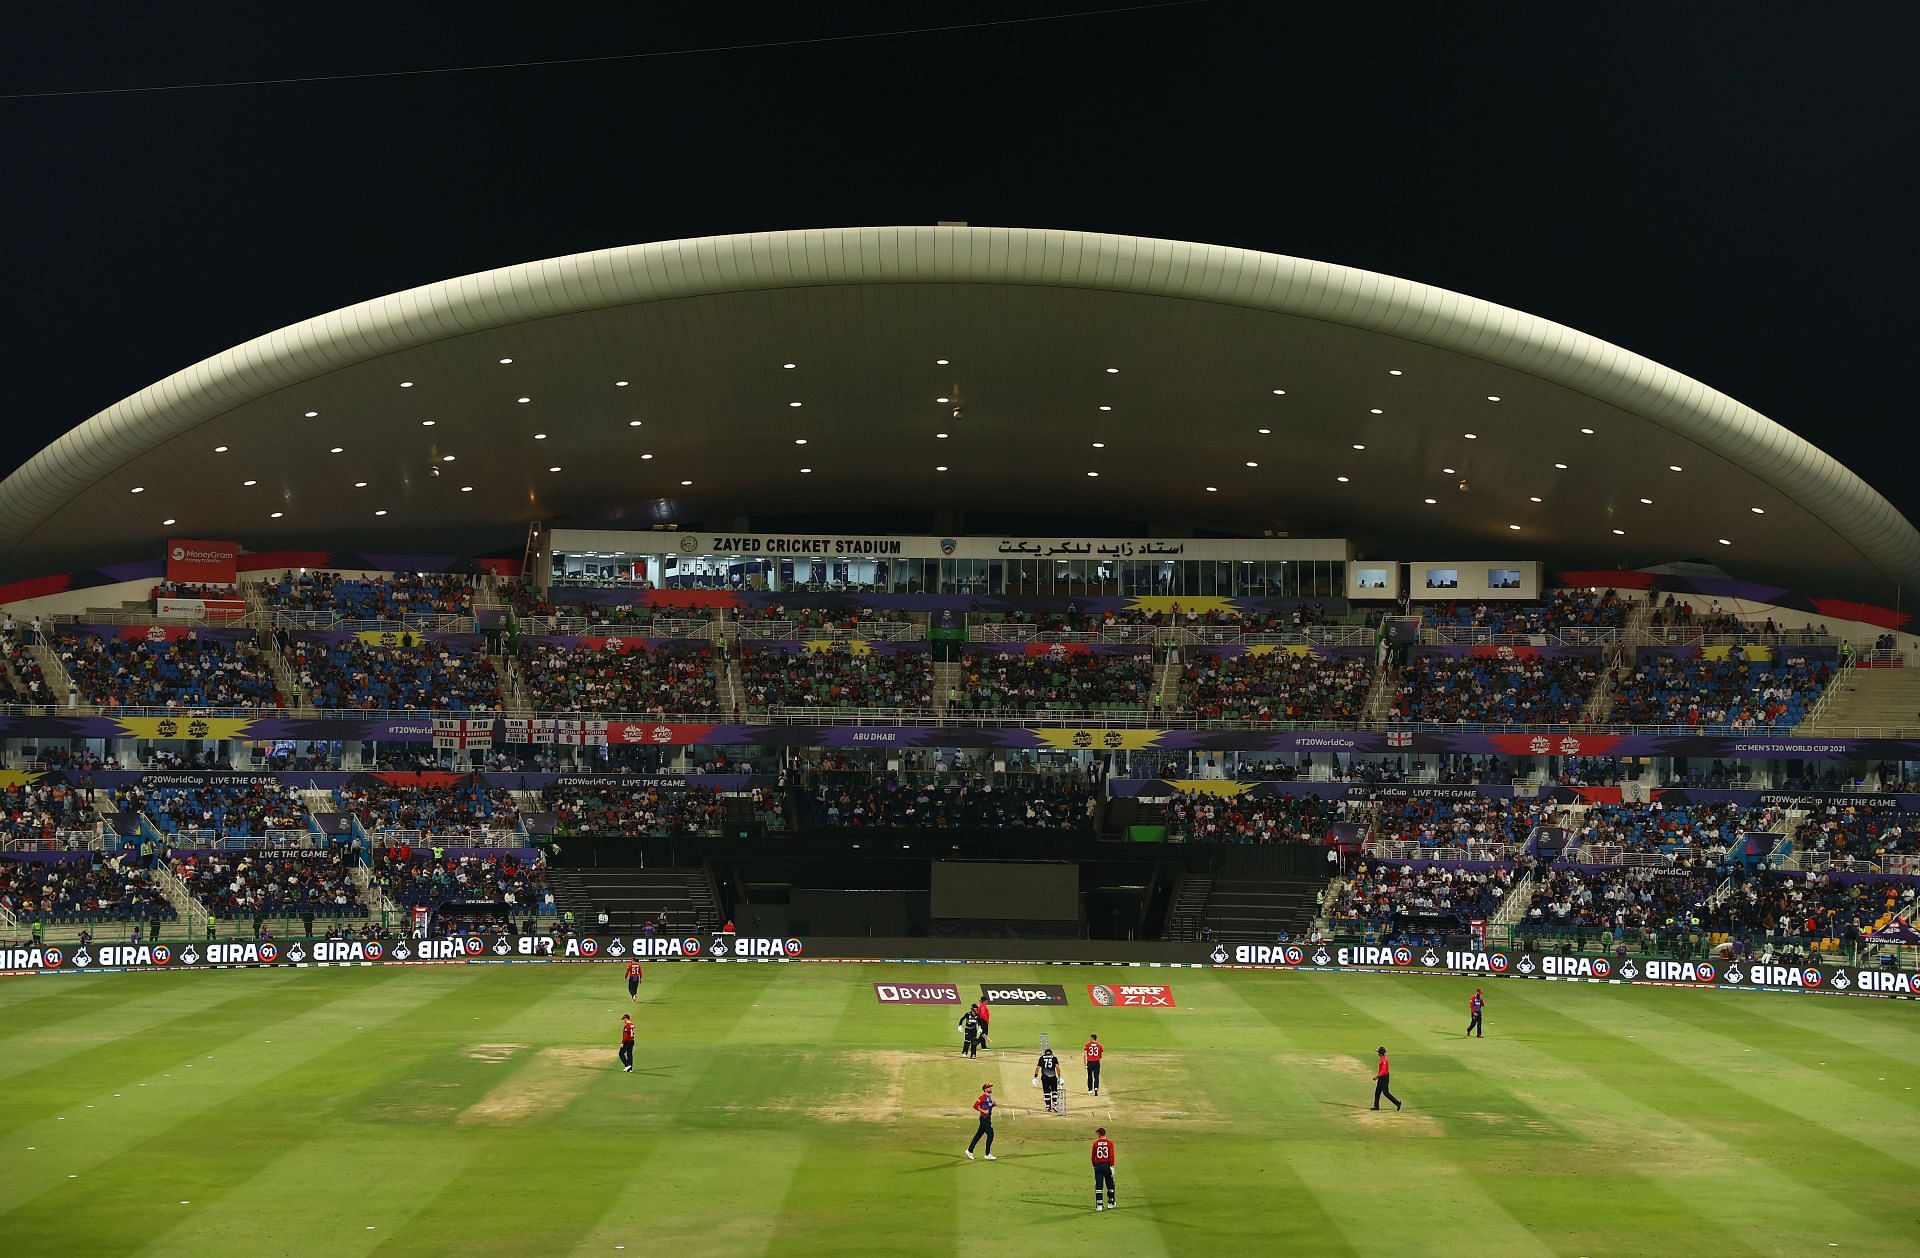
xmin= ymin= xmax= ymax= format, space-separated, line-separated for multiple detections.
xmin=1372 ymin=1046 xmax=1400 ymax=1111
xmin=618 ymin=1014 xmax=635 ymax=1073
xmin=1035 ymin=1046 xmax=1063 ymax=1113
xmin=1084 ymin=1034 xmax=1103 ymax=1095
xmin=974 ymin=999 xmax=991 ymax=1050
xmin=626 ymin=958 xmax=643 ymax=1002
xmin=960 ymin=1008 xmax=982 ymax=1058
xmin=1091 ymin=1127 xmax=1117 ymax=1211
xmin=1467 ymin=988 xmax=1484 ymax=1038
xmin=966 ymin=1083 xmax=997 ymax=1159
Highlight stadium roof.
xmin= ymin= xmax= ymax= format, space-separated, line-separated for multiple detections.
xmin=4 ymin=225 xmax=1914 ymax=597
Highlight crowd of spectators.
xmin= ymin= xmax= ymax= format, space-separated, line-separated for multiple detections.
xmin=117 ymin=780 xmax=308 ymax=838
xmin=1572 ymin=801 xmax=1782 ymax=854
xmin=1326 ymin=860 xmax=1521 ymax=929
xmin=288 ymin=637 xmax=501 ymax=711
xmin=1608 ymin=653 xmax=1829 ymax=729
xmin=950 ymin=648 xmax=1157 ymax=714
xmin=3 ymin=632 xmax=51 ymax=705
xmin=1517 ymin=861 xmax=1718 ymax=943
xmin=0 ymin=781 xmax=91 ymax=846
xmin=798 ymin=773 xmax=1096 ymax=828
xmin=0 ymin=853 xmax=175 ymax=923
xmin=1706 ymin=870 xmax=1915 ymax=948
xmin=1389 ymin=654 xmax=1598 ymax=724
xmin=57 ymin=632 xmax=281 ymax=709
xmin=1434 ymin=755 xmax=1520 ymax=785
xmin=1375 ymin=797 xmax=1553 ymax=849
xmin=1181 ymin=650 xmax=1371 ymax=721
xmin=545 ymin=783 xmax=728 ymax=836
xmin=341 ymin=780 xmax=520 ymax=835
xmin=738 ymin=643 xmax=933 ymax=710
xmin=1792 ymin=801 xmax=1920 ymax=862
xmin=518 ymin=641 xmax=718 ymax=713
xmin=261 ymin=570 xmax=474 ymax=620
xmin=1164 ymin=792 xmax=1350 ymax=843
xmin=171 ymin=848 xmax=361 ymax=918
xmin=1426 ymin=589 xmax=1629 ymax=638
xmin=372 ymin=847 xmax=552 ymax=911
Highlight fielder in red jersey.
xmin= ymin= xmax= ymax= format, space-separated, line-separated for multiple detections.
xmin=626 ymin=959 xmax=643 ymax=1001
xmin=1084 ymin=1035 xmax=1103 ymax=1095
xmin=1091 ymin=1127 xmax=1116 ymax=1210
xmin=618 ymin=1014 xmax=635 ymax=1073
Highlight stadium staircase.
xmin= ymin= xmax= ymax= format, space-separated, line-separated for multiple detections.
xmin=558 ymin=867 xmax=719 ymax=932
xmin=1165 ymin=875 xmax=1212 ymax=940
xmin=1198 ymin=877 xmax=1325 ymax=941
xmin=717 ymin=653 xmax=745 ymax=719
xmin=1153 ymin=647 xmax=1183 ymax=720
xmin=1798 ymin=651 xmax=1920 ymax=734
xmin=153 ymin=863 xmax=210 ymax=937
xmin=28 ymin=639 xmax=76 ymax=706
xmin=932 ymin=660 xmax=961 ymax=715
xmin=1362 ymin=659 xmax=1398 ymax=723
xmin=258 ymin=634 xmax=304 ymax=712
xmin=1489 ymin=868 xmax=1537 ymax=936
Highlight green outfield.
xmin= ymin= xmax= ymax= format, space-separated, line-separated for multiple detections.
xmin=2 ymin=962 xmax=1916 ymax=1257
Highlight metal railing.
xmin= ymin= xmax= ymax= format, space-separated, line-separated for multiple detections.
xmin=519 ymin=616 xmax=715 ymax=639
xmin=734 ymin=621 xmax=924 ymax=641
xmin=1359 ymin=840 xmax=1519 ymax=863
xmin=1420 ymin=627 xmax=1624 ymax=647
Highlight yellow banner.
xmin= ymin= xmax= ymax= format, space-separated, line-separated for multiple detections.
xmin=1027 ymin=728 xmax=1166 ymax=751
xmin=1123 ymin=596 xmax=1240 ymax=617
xmin=112 ymin=716 xmax=260 ymax=741
xmin=355 ymin=629 xmax=427 ymax=648
xmin=1702 ymin=644 xmax=1774 ymax=663
xmin=0 ymin=770 xmax=44 ymax=789
xmin=1243 ymin=644 xmax=1318 ymax=658
xmin=1162 ymin=779 xmax=1257 ymax=797
xmin=801 ymin=638 xmax=872 ymax=655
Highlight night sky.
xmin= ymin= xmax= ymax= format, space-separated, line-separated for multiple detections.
xmin=6 ymin=3 xmax=1915 ymax=521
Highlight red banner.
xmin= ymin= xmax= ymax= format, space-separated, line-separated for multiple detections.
xmin=167 ymin=539 xmax=238 ymax=585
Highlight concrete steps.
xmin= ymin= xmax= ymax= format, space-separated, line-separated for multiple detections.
xmin=1799 ymin=655 xmax=1920 ymax=734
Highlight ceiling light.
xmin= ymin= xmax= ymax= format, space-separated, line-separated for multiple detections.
xmin=130 ymin=486 xmax=144 ymax=493
xmin=1639 ymin=497 xmax=1653 ymax=505
xmin=1718 ymin=538 xmax=1731 ymax=545
xmin=935 ymin=358 xmax=949 ymax=365
xmin=1257 ymin=428 xmax=1272 ymax=435
xmin=375 ymin=509 xmax=388 ymax=516
xmin=534 ymin=433 xmax=547 ymax=440
xmin=936 ymin=397 xmax=950 ymax=404
xmin=442 ymin=455 xmax=455 ymax=462
xmin=614 ymin=381 xmax=630 ymax=388
xmin=789 ymin=401 xmax=803 ymax=408
xmin=782 ymin=363 xmax=796 ymax=370
xmin=1423 ymin=498 xmax=1437 ymax=505
xmin=460 ymin=486 xmax=473 ymax=493
xmin=162 ymin=518 xmax=176 ymax=526
xmin=329 ymin=447 xmax=343 ymax=454
xmin=354 ymin=482 xmax=368 ymax=488
xmin=1098 ymin=405 xmax=1112 ymax=412
xmin=1205 ymin=486 xmax=1218 ymax=492
xmin=421 ymin=420 xmax=435 ymax=427
xmin=795 ymin=438 xmax=808 ymax=445
xmin=304 ymin=410 xmax=318 ymax=418
xmin=628 ymin=420 xmax=642 ymax=427
xmin=800 ymin=468 xmax=812 ymax=474
xmin=243 ymin=480 xmax=257 ymax=487
xmin=548 ymin=466 xmax=562 ymax=473
xmin=1388 ymin=369 xmax=1403 ymax=376
xmin=1580 ymin=427 xmax=1594 ymax=434
xmin=1554 ymin=463 xmax=1568 ymax=470
xmin=1092 ymin=442 xmax=1106 ymax=448
xmin=1750 ymin=506 xmax=1765 ymax=514
xmin=1335 ymin=476 xmax=1350 ymax=483
xmin=213 ymin=445 xmax=228 ymax=453
xmin=681 ymin=479 xmax=694 ymax=485
xmin=640 ymin=453 xmax=653 ymax=460
xmin=1105 ymin=367 xmax=1119 ymax=374
xmin=1529 ymin=496 xmax=1543 ymax=503
xmin=400 ymin=381 xmax=413 ymax=389
xmin=936 ymin=433 xmax=949 ymax=439
xmin=1669 ymin=465 xmax=1683 ymax=472
xmin=269 ymin=512 xmax=283 ymax=519
xmin=517 ymin=397 xmax=531 ymax=404
xmin=1369 ymin=408 xmax=1384 ymax=415
xmin=1508 ymin=524 xmax=1521 ymax=530
xmin=1271 ymin=389 xmax=1287 ymax=396
xmin=1443 ymin=467 xmax=1456 ymax=475
xmin=1486 ymin=395 xmax=1501 ymax=402
xmin=1245 ymin=461 xmax=1259 ymax=468
xmin=1464 ymin=433 xmax=1478 ymax=440
xmin=934 ymin=466 xmax=948 ymax=473
xmin=1086 ymin=471 xmax=1100 ymax=478
xmin=1352 ymin=443 xmax=1366 ymax=450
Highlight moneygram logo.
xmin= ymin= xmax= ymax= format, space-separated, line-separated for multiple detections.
xmin=979 ymin=984 xmax=1068 ymax=1005
xmin=874 ymin=983 xmax=961 ymax=1005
